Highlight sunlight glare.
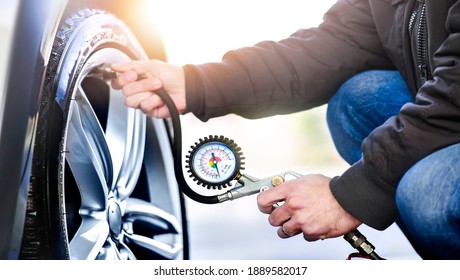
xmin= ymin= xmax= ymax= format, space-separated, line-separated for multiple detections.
xmin=147 ymin=0 xmax=336 ymax=63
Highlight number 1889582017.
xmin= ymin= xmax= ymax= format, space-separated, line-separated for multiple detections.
xmin=247 ymin=266 xmax=308 ymax=276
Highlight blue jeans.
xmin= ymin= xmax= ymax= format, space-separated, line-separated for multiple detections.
xmin=326 ymin=70 xmax=460 ymax=259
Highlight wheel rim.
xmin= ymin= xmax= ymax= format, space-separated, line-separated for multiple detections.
xmin=63 ymin=48 xmax=183 ymax=260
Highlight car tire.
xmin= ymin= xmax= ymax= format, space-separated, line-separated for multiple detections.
xmin=19 ymin=8 xmax=188 ymax=260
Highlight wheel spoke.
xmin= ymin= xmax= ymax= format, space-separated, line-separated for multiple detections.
xmin=123 ymin=198 xmax=182 ymax=259
xmin=95 ymin=238 xmax=137 ymax=260
xmin=124 ymin=233 xmax=182 ymax=260
xmin=66 ymin=85 xmax=110 ymax=210
xmin=69 ymin=215 xmax=109 ymax=260
xmin=105 ymin=87 xmax=145 ymax=200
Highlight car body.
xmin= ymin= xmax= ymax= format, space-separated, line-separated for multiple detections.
xmin=0 ymin=0 xmax=188 ymax=260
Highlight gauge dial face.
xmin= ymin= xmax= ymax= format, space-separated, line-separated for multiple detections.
xmin=191 ymin=141 xmax=237 ymax=184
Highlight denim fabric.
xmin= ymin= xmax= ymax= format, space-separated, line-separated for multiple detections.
xmin=326 ymin=70 xmax=413 ymax=164
xmin=397 ymin=144 xmax=460 ymax=259
xmin=326 ymin=70 xmax=460 ymax=259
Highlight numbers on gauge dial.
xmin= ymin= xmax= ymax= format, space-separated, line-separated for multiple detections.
xmin=193 ymin=142 xmax=236 ymax=182
xmin=186 ymin=135 xmax=244 ymax=190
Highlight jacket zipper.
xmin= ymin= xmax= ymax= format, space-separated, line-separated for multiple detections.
xmin=408 ymin=0 xmax=429 ymax=87
xmin=408 ymin=8 xmax=417 ymax=36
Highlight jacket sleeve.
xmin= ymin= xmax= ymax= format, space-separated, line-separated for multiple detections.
xmin=332 ymin=1 xmax=460 ymax=230
xmin=184 ymin=0 xmax=393 ymax=121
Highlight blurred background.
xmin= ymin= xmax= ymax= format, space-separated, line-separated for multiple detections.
xmin=146 ymin=0 xmax=421 ymax=259
xmin=0 ymin=0 xmax=420 ymax=260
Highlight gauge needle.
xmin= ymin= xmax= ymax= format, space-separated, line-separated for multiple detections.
xmin=211 ymin=153 xmax=221 ymax=178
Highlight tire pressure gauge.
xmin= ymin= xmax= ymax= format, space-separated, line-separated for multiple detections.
xmin=186 ymin=135 xmax=244 ymax=190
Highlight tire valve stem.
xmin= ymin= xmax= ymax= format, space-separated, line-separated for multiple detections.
xmin=88 ymin=63 xmax=118 ymax=80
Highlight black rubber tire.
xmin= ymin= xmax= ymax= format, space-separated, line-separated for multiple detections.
xmin=19 ymin=8 xmax=188 ymax=260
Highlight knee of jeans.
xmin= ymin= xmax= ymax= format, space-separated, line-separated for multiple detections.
xmin=327 ymin=70 xmax=385 ymax=125
xmin=327 ymin=69 xmax=409 ymax=119
xmin=396 ymin=168 xmax=453 ymax=228
xmin=326 ymin=72 xmax=375 ymax=164
xmin=398 ymin=142 xmax=460 ymax=227
xmin=396 ymin=176 xmax=418 ymax=219
xmin=395 ymin=177 xmax=435 ymax=236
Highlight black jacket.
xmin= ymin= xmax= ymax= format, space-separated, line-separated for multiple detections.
xmin=183 ymin=0 xmax=460 ymax=230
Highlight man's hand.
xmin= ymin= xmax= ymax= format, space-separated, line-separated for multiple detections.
xmin=111 ymin=60 xmax=186 ymax=118
xmin=257 ymin=174 xmax=362 ymax=241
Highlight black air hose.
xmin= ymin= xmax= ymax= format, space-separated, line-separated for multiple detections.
xmin=153 ymin=88 xmax=220 ymax=204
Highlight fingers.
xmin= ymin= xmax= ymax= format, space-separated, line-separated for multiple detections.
xmin=257 ymin=175 xmax=340 ymax=241
xmin=110 ymin=61 xmax=166 ymax=115
xmin=109 ymin=60 xmax=187 ymax=117
xmin=137 ymin=94 xmax=170 ymax=118
xmin=278 ymin=225 xmax=293 ymax=239
xmin=110 ymin=61 xmax=153 ymax=89
xmin=111 ymin=70 xmax=137 ymax=89
xmin=257 ymin=185 xmax=301 ymax=239
xmin=120 ymin=76 xmax=162 ymax=97
xmin=115 ymin=74 xmax=164 ymax=113
xmin=274 ymin=209 xmax=324 ymax=241
xmin=258 ymin=174 xmax=364 ymax=242
xmin=257 ymin=183 xmax=292 ymax=226
xmin=277 ymin=220 xmax=301 ymax=239
xmin=272 ymin=202 xmax=304 ymax=239
xmin=125 ymin=91 xmax=158 ymax=108
xmin=257 ymin=186 xmax=287 ymax=214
